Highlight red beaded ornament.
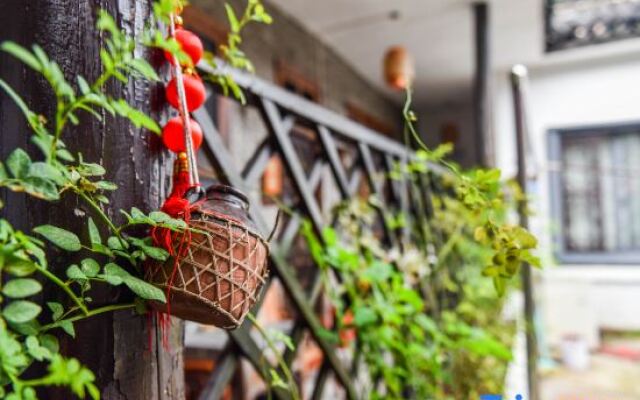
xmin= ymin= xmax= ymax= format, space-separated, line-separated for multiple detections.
xmin=165 ymin=74 xmax=206 ymax=112
xmin=164 ymin=28 xmax=204 ymax=66
xmin=161 ymin=116 xmax=203 ymax=153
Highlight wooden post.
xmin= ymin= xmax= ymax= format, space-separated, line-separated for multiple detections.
xmin=510 ymin=65 xmax=539 ymax=400
xmin=0 ymin=1 xmax=184 ymax=399
xmin=473 ymin=2 xmax=491 ymax=166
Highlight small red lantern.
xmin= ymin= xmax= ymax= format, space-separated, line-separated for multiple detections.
xmin=161 ymin=116 xmax=203 ymax=153
xmin=164 ymin=28 xmax=204 ymax=66
xmin=383 ymin=46 xmax=414 ymax=90
xmin=262 ymin=156 xmax=283 ymax=197
xmin=165 ymin=74 xmax=206 ymax=112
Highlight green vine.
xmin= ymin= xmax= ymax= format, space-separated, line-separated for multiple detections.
xmin=298 ymin=89 xmax=541 ymax=398
xmin=247 ymin=313 xmax=300 ymax=400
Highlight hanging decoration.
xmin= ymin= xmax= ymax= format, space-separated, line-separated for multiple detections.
xmin=163 ymin=28 xmax=203 ymax=65
xmin=262 ymin=155 xmax=284 ymax=198
xmin=383 ymin=45 xmax=415 ymax=90
xmin=147 ymin=7 xmax=269 ymax=329
xmin=148 ymin=185 xmax=269 ymax=327
xmin=165 ymin=74 xmax=206 ymax=111
xmin=161 ymin=116 xmax=203 ymax=153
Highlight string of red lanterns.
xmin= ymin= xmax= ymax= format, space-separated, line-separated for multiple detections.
xmin=161 ymin=11 xmax=206 ymax=158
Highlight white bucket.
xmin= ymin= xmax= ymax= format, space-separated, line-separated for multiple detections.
xmin=560 ymin=334 xmax=590 ymax=371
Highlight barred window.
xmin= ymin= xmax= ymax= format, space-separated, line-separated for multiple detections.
xmin=550 ymin=123 xmax=640 ymax=263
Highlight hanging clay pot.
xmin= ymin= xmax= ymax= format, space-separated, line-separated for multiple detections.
xmin=147 ymin=184 xmax=269 ymax=329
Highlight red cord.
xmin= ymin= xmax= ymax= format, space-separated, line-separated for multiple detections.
xmin=148 ymin=159 xmax=196 ymax=351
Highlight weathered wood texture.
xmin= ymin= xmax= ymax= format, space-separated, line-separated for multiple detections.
xmin=0 ymin=1 xmax=184 ymax=399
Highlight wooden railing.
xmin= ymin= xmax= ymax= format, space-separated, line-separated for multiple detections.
xmin=191 ymin=64 xmax=440 ymax=400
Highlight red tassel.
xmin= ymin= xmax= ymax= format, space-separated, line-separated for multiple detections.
xmin=149 ymin=153 xmax=196 ymax=351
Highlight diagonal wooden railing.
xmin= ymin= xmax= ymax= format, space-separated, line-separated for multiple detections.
xmin=192 ymin=64 xmax=441 ymax=400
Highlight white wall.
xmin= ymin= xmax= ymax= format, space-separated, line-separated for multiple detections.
xmin=494 ymin=54 xmax=640 ymax=348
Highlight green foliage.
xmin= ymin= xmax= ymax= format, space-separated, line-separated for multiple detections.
xmin=400 ymin=87 xmax=540 ymax=295
xmin=302 ymin=199 xmax=518 ymax=399
xmin=148 ymin=0 xmax=272 ymax=104
xmin=246 ymin=313 xmax=300 ymax=399
xmin=0 ymin=3 xmax=208 ymax=397
xmin=296 ymin=88 xmax=540 ymax=398
xmin=202 ymin=0 xmax=272 ymax=104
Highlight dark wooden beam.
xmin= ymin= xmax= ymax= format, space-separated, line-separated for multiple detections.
xmin=0 ymin=1 xmax=183 ymax=398
xmin=473 ymin=2 xmax=492 ymax=166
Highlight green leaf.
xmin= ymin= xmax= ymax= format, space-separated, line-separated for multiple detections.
xmin=107 ymin=236 xmax=124 ymax=250
xmin=149 ymin=211 xmax=171 ymax=223
xmin=103 ymin=262 xmax=129 ymax=278
xmin=99 ymin=49 xmax=114 ymax=71
xmin=109 ymin=98 xmax=160 ymax=133
xmin=87 ymin=217 xmax=101 ymax=246
xmin=47 ymin=302 xmax=64 ymax=321
xmin=104 ymin=263 xmax=165 ymax=302
xmin=353 ymin=306 xmax=377 ymax=327
xmin=80 ymin=258 xmax=100 ymax=278
xmin=512 ymin=226 xmax=538 ymax=249
xmin=3 ymin=300 xmax=42 ymax=323
xmin=66 ymin=264 xmax=86 ymax=280
xmin=23 ymin=176 xmax=60 ymax=200
xmin=26 ymin=335 xmax=52 ymax=361
xmin=8 ymin=318 xmax=41 ymax=336
xmin=102 ymin=274 xmax=123 ymax=286
xmin=39 ymin=334 xmax=60 ymax=354
xmin=59 ymin=320 xmax=75 ymax=337
xmin=2 ymin=278 xmax=42 ymax=298
xmin=77 ymin=162 xmax=106 ymax=177
xmin=95 ymin=180 xmax=117 ymax=191
xmin=130 ymin=207 xmax=145 ymax=220
xmin=33 ymin=225 xmax=82 ymax=252
xmin=57 ymin=148 xmax=75 ymax=162
xmin=493 ymin=277 xmax=506 ymax=297
xmin=1 ymin=42 xmax=41 ymax=71
xmin=28 ymin=162 xmax=65 ymax=185
xmin=128 ymin=58 xmax=159 ymax=81
xmin=76 ymin=75 xmax=91 ymax=94
xmin=4 ymin=256 xmax=37 ymax=277
xmin=6 ymin=148 xmax=31 ymax=178
xmin=225 ymin=4 xmax=240 ymax=32
xmin=521 ymin=250 xmax=541 ymax=268
xmin=140 ymin=245 xmax=169 ymax=261
xmin=482 ymin=265 xmax=501 ymax=277
xmin=0 ymin=161 xmax=7 ymax=180
xmin=123 ymin=276 xmax=166 ymax=302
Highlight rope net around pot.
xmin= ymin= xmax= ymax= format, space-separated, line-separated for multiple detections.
xmin=147 ymin=208 xmax=269 ymax=329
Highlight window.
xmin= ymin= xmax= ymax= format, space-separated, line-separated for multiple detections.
xmin=549 ymin=123 xmax=640 ymax=263
xmin=545 ymin=0 xmax=640 ymax=52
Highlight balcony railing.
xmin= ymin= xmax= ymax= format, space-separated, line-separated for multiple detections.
xmin=190 ymin=63 xmax=442 ymax=400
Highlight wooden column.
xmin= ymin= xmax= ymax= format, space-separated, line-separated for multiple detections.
xmin=473 ymin=1 xmax=492 ymax=166
xmin=0 ymin=1 xmax=184 ymax=399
